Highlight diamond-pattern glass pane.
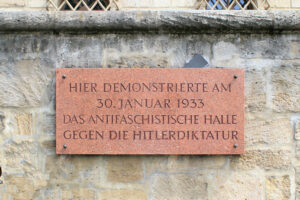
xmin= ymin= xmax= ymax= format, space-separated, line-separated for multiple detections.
xmin=47 ymin=0 xmax=119 ymax=11
xmin=199 ymin=0 xmax=270 ymax=10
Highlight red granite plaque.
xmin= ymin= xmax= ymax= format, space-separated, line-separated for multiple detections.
xmin=56 ymin=68 xmax=244 ymax=155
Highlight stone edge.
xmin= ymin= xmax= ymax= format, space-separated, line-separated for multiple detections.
xmin=0 ymin=10 xmax=299 ymax=32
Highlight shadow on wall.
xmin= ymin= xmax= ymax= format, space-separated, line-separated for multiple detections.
xmin=0 ymin=166 xmax=2 ymax=184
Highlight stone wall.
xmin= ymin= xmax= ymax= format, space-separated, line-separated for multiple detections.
xmin=0 ymin=0 xmax=300 ymax=10
xmin=0 ymin=11 xmax=299 ymax=200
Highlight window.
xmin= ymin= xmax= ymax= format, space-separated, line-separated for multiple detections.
xmin=202 ymin=0 xmax=270 ymax=10
xmin=48 ymin=0 xmax=119 ymax=11
xmin=48 ymin=0 xmax=270 ymax=11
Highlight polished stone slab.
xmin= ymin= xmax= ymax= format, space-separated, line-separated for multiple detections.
xmin=56 ymin=68 xmax=244 ymax=154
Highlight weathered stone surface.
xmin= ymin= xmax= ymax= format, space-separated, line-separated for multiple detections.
xmin=35 ymin=187 xmax=98 ymax=200
xmin=245 ymin=114 xmax=292 ymax=146
xmin=119 ymin=0 xmax=172 ymax=8
xmin=4 ymin=176 xmax=35 ymax=200
xmin=0 ymin=111 xmax=4 ymax=132
xmin=0 ymin=59 xmax=54 ymax=107
xmin=16 ymin=113 xmax=32 ymax=135
xmin=290 ymin=40 xmax=300 ymax=59
xmin=208 ymin=172 xmax=264 ymax=200
xmin=296 ymin=166 xmax=300 ymax=199
xmin=3 ymin=139 xmax=42 ymax=174
xmin=0 ymin=34 xmax=57 ymax=62
xmin=102 ymin=49 xmax=170 ymax=68
xmin=151 ymin=173 xmax=208 ymax=200
xmin=145 ymin=156 xmax=226 ymax=176
xmin=0 ymin=11 xmax=299 ymax=32
xmin=295 ymin=120 xmax=300 ymax=140
xmin=212 ymin=41 xmax=242 ymax=67
xmin=45 ymin=155 xmax=105 ymax=184
xmin=235 ymin=35 xmax=298 ymax=61
xmin=266 ymin=175 xmax=291 ymax=200
xmin=100 ymin=189 xmax=147 ymax=200
xmin=0 ymin=10 xmax=298 ymax=200
xmin=231 ymin=149 xmax=291 ymax=170
xmin=33 ymin=187 xmax=61 ymax=200
xmin=295 ymin=120 xmax=300 ymax=158
xmin=296 ymin=143 xmax=300 ymax=158
xmin=27 ymin=0 xmax=46 ymax=8
xmin=245 ymin=68 xmax=267 ymax=112
xmin=0 ymin=0 xmax=25 ymax=7
xmin=106 ymin=157 xmax=143 ymax=183
xmin=71 ymin=188 xmax=97 ymax=200
xmin=270 ymin=0 xmax=291 ymax=8
xmin=292 ymin=0 xmax=300 ymax=7
xmin=118 ymin=0 xmax=198 ymax=9
xmin=271 ymin=64 xmax=300 ymax=112
xmin=36 ymin=112 xmax=55 ymax=137
xmin=55 ymin=36 xmax=103 ymax=69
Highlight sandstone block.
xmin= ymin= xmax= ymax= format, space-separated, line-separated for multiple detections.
xmin=4 ymin=176 xmax=35 ymax=200
xmin=245 ymin=68 xmax=267 ymax=112
xmin=37 ymin=187 xmax=96 ymax=200
xmin=41 ymin=139 xmax=56 ymax=151
xmin=239 ymin=36 xmax=293 ymax=60
xmin=71 ymin=188 xmax=96 ymax=200
xmin=290 ymin=41 xmax=300 ymax=59
xmin=0 ymin=0 xmax=25 ymax=7
xmin=46 ymin=155 xmax=104 ymax=184
xmin=34 ymin=187 xmax=61 ymax=200
xmin=152 ymin=0 xmax=172 ymax=8
xmin=36 ymin=112 xmax=55 ymax=136
xmin=106 ymin=156 xmax=143 ymax=183
xmin=119 ymin=0 xmax=197 ymax=8
xmin=292 ymin=0 xmax=300 ymax=7
xmin=296 ymin=121 xmax=300 ymax=157
xmin=296 ymin=166 xmax=300 ymax=199
xmin=0 ymin=59 xmax=54 ymax=107
xmin=208 ymin=172 xmax=264 ymax=200
xmin=28 ymin=0 xmax=47 ymax=8
xmin=296 ymin=120 xmax=300 ymax=140
xmin=266 ymin=175 xmax=291 ymax=200
xmin=16 ymin=113 xmax=32 ymax=135
xmin=145 ymin=155 xmax=226 ymax=176
xmin=151 ymin=173 xmax=208 ymax=200
xmin=102 ymin=48 xmax=169 ymax=68
xmin=270 ymin=0 xmax=291 ymax=8
xmin=0 ymin=111 xmax=4 ymax=132
xmin=171 ymin=0 xmax=199 ymax=7
xmin=245 ymin=114 xmax=292 ymax=146
xmin=296 ymin=142 xmax=300 ymax=158
xmin=271 ymin=65 xmax=300 ymax=112
xmin=100 ymin=189 xmax=147 ymax=200
xmin=3 ymin=139 xmax=42 ymax=174
xmin=231 ymin=149 xmax=291 ymax=170
xmin=212 ymin=41 xmax=241 ymax=67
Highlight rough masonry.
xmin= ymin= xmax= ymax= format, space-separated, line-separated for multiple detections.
xmin=0 ymin=11 xmax=299 ymax=200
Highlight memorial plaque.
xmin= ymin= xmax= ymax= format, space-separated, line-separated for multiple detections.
xmin=56 ymin=68 xmax=244 ymax=155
